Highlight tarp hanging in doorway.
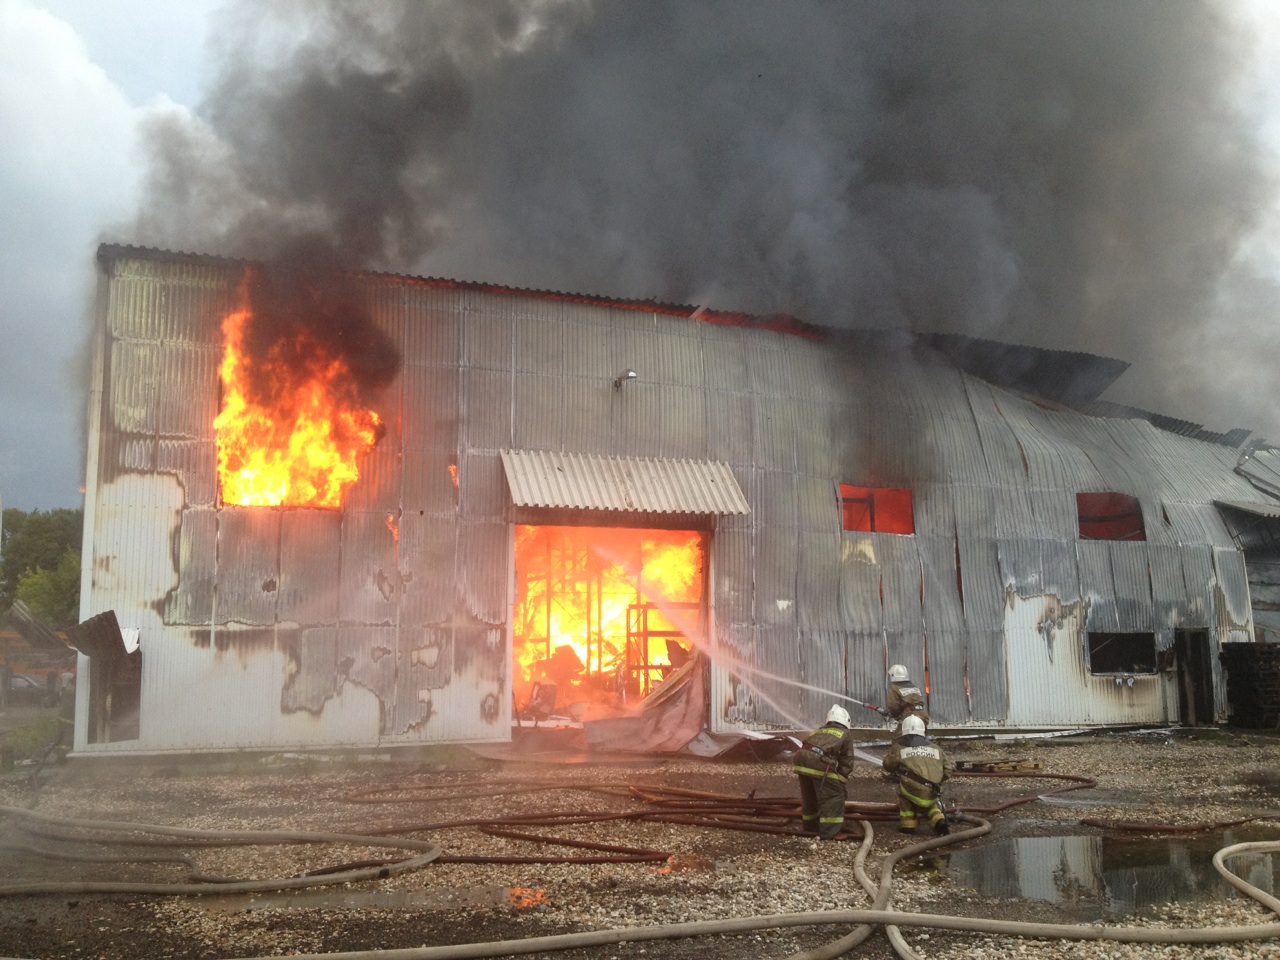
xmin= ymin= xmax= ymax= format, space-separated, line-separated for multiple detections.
xmin=582 ymin=656 xmax=706 ymax=753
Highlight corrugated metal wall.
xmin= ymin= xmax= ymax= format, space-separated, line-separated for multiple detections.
xmin=84 ymin=248 xmax=1265 ymax=753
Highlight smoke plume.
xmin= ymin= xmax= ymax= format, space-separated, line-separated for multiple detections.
xmin=133 ymin=0 xmax=1279 ymax=436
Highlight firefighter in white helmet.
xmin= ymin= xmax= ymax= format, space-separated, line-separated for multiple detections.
xmin=792 ymin=704 xmax=858 ymax=839
xmin=885 ymin=663 xmax=930 ymax=730
xmin=882 ymin=713 xmax=953 ymax=835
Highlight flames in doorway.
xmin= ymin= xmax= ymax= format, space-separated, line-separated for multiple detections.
xmin=512 ymin=525 xmax=706 ymax=721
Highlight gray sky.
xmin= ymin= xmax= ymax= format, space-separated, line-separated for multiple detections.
xmin=3 ymin=0 xmax=1280 ymax=513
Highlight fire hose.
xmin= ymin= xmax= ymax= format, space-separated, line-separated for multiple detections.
xmin=5 ymin=773 xmax=1280 ymax=959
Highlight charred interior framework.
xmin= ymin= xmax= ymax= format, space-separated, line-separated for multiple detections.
xmin=73 ymin=244 xmax=1278 ymax=756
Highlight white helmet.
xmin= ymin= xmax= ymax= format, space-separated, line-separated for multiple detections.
xmin=825 ymin=704 xmax=852 ymax=727
xmin=901 ymin=714 xmax=926 ymax=737
xmin=889 ymin=663 xmax=910 ymax=683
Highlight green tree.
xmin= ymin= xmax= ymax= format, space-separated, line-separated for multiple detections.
xmin=1 ymin=508 xmax=84 ymax=614
xmin=16 ymin=548 xmax=81 ymax=627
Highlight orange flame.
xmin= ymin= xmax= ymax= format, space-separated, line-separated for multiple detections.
xmin=214 ymin=307 xmax=382 ymax=508
xmin=512 ymin=526 xmax=705 ymax=712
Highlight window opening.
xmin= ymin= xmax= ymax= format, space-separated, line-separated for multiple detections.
xmin=1087 ymin=632 xmax=1157 ymax=674
xmin=1077 ymin=492 xmax=1146 ymax=541
xmin=839 ymin=484 xmax=915 ymax=534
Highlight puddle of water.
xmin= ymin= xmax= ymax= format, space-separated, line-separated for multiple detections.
xmin=934 ymin=829 xmax=1280 ymax=920
xmin=200 ymin=885 xmax=547 ymax=914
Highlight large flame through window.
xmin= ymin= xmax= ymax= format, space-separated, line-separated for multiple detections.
xmin=512 ymin=526 xmax=706 ymax=719
xmin=212 ymin=253 xmax=399 ymax=509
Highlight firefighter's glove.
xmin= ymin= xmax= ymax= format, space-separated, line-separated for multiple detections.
xmin=934 ymin=819 xmax=951 ymax=837
xmin=877 ymin=707 xmax=892 ymax=719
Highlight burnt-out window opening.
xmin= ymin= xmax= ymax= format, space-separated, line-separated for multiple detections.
xmin=1077 ymin=492 xmax=1146 ymax=541
xmin=839 ymin=484 xmax=915 ymax=535
xmin=512 ymin=525 xmax=706 ymax=719
xmin=1087 ymin=632 xmax=1157 ymax=675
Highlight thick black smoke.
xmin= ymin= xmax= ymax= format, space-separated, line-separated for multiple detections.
xmin=134 ymin=0 xmax=1277 ymax=433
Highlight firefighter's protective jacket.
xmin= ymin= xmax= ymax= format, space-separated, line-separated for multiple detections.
xmin=793 ymin=722 xmax=857 ymax=782
xmin=886 ymin=680 xmax=927 ymax=721
xmin=883 ymin=733 xmax=952 ymax=800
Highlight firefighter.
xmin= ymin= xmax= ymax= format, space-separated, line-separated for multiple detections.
xmin=885 ymin=663 xmax=930 ymax=730
xmin=793 ymin=704 xmax=858 ymax=839
xmin=882 ymin=714 xmax=952 ymax=835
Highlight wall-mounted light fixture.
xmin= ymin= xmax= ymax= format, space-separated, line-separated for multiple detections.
xmin=613 ymin=369 xmax=638 ymax=390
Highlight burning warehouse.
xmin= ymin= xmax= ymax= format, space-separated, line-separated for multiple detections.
xmin=70 ymin=242 xmax=1280 ymax=757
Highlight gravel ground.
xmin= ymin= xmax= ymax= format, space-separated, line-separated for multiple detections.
xmin=1 ymin=727 xmax=1279 ymax=960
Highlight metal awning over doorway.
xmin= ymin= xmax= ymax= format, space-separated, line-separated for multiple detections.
xmin=500 ymin=450 xmax=751 ymax=516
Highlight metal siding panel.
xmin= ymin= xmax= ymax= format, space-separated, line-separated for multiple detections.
xmin=795 ymin=529 xmax=842 ymax=633
xmin=701 ymin=331 xmax=750 ymax=393
xmin=402 ymin=363 xmax=458 ymax=452
xmin=403 ymin=446 xmax=458 ymax=517
xmin=707 ymin=391 xmax=754 ymax=466
xmin=1078 ymin=541 xmax=1119 ymax=632
xmin=1214 ymin=548 xmax=1252 ymax=631
xmin=611 ymin=380 xmax=667 ymax=457
xmin=754 ymin=395 xmax=797 ymax=472
xmin=215 ymin=507 xmax=280 ymax=626
xmin=457 ymin=519 xmax=509 ymax=624
xmin=926 ymin=628 xmax=970 ymax=724
xmin=164 ymin=507 xmax=216 ymax=625
xmin=400 ymin=514 xmax=458 ymax=626
xmin=879 ymin=535 xmax=924 ymax=635
xmin=338 ymin=511 xmax=399 ymax=626
xmin=1180 ymin=544 xmax=1215 ymax=628
xmin=156 ymin=341 xmax=220 ymax=439
xmin=919 ymin=535 xmax=965 ymax=636
xmin=560 ymin=317 xmax=616 ymax=383
xmin=755 ymin=527 xmax=798 ymax=632
xmin=561 ymin=377 xmax=615 ymax=455
xmin=461 ymin=309 xmax=512 ymax=371
xmin=1111 ymin=542 xmax=1155 ymax=632
xmin=956 ymin=536 xmax=1003 ymax=631
xmin=512 ymin=374 xmax=564 ymax=451
xmin=156 ymin=440 xmax=218 ymax=507
xmin=460 ymin=452 xmax=505 ymax=520
xmin=912 ymin=484 xmax=956 ymax=539
xmin=953 ymin=486 xmax=998 ymax=538
xmin=712 ymin=524 xmax=755 ymax=628
xmin=278 ymin=510 xmax=342 ymax=624
xmin=1027 ymin=488 xmax=1079 ymax=540
xmin=796 ymin=630 xmax=848 ymax=727
xmin=755 ymin=469 xmax=798 ymax=531
xmin=1149 ymin=544 xmax=1187 ymax=628
xmin=343 ymin=388 xmax=403 ymax=514
xmin=110 ymin=340 xmax=159 ymax=434
xmin=838 ymin=534 xmax=883 ymax=634
xmin=403 ymin=283 xmax=461 ymax=368
xmin=513 ymin=316 xmax=566 ymax=375
xmin=660 ymin=384 xmax=709 ymax=460
xmin=968 ymin=628 xmax=1007 ymax=721
xmin=461 ymin=368 xmax=512 ymax=452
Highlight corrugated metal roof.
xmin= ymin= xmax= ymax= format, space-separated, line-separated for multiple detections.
xmin=500 ymin=449 xmax=750 ymax=515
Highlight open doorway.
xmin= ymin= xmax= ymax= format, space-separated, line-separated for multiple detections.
xmin=1173 ymin=629 xmax=1214 ymax=726
xmin=511 ymin=525 xmax=706 ymax=722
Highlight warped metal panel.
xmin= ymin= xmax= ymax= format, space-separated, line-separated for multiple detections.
xmin=164 ymin=507 xmax=216 ymax=625
xmin=456 ymin=519 xmax=509 ymax=625
xmin=109 ymin=341 xmax=160 ymax=433
xmin=278 ymin=510 xmax=342 ymax=625
xmin=795 ymin=533 xmax=843 ymax=633
xmin=846 ymin=629 xmax=888 ymax=718
xmin=343 ymin=393 xmax=403 ymax=514
xmin=879 ymin=535 xmax=924 ymax=635
xmin=794 ymin=629 xmax=848 ymax=729
xmin=1180 ymin=544 xmax=1215 ymax=628
xmin=755 ymin=526 xmax=799 ymax=631
xmin=956 ymin=536 xmax=1003 ymax=632
xmin=953 ymin=486 xmax=998 ymax=538
xmin=919 ymin=535 xmax=965 ymax=637
xmin=1213 ymin=547 xmax=1252 ymax=631
xmin=156 ymin=440 xmax=217 ymax=507
xmin=1111 ymin=542 xmax=1155 ymax=632
xmin=500 ymin=449 xmax=750 ymax=515
xmin=912 ymin=484 xmax=956 ymax=539
xmin=797 ymin=475 xmax=838 ymax=533
xmin=106 ymin=260 xmax=235 ymax=343
xmin=838 ymin=534 xmax=884 ymax=634
xmin=1077 ymin=541 xmax=1119 ymax=632
xmin=925 ymin=627 xmax=969 ymax=724
xmin=993 ymin=484 xmax=1038 ymax=540
xmin=215 ymin=507 xmax=280 ymax=626
xmin=402 ymin=446 xmax=457 ymax=517
xmin=967 ymin=627 xmax=1007 ymax=721
xmin=338 ymin=511 xmax=398 ymax=627
xmin=155 ymin=342 xmax=220 ymax=439
xmin=1148 ymin=543 xmax=1188 ymax=628
xmin=1026 ymin=488 xmax=1079 ymax=540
